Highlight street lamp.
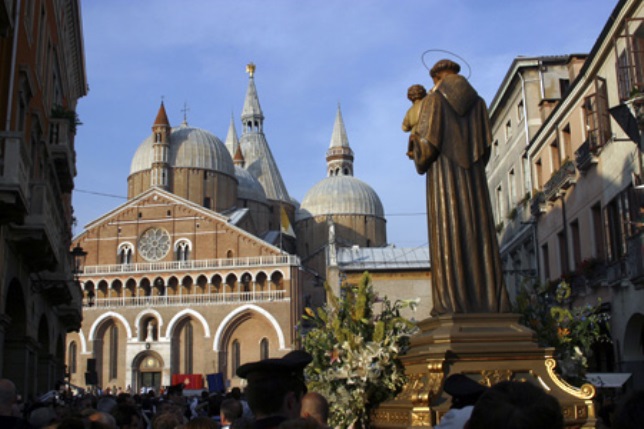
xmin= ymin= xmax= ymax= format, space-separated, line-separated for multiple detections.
xmin=70 ymin=245 xmax=87 ymax=277
xmin=70 ymin=244 xmax=87 ymax=304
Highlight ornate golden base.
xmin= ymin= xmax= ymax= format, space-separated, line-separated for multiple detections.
xmin=372 ymin=314 xmax=597 ymax=428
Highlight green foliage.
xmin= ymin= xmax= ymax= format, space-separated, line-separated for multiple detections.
xmin=51 ymin=105 xmax=82 ymax=134
xmin=300 ymin=272 xmax=418 ymax=429
xmin=516 ymin=280 xmax=611 ymax=385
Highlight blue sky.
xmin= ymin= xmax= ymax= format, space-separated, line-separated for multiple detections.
xmin=74 ymin=0 xmax=618 ymax=248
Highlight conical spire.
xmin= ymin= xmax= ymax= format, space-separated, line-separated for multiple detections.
xmin=225 ymin=114 xmax=240 ymax=157
xmin=233 ymin=145 xmax=245 ymax=167
xmin=326 ymin=104 xmax=354 ymax=177
xmin=153 ymin=101 xmax=170 ymax=128
xmin=238 ymin=63 xmax=291 ymax=204
xmin=329 ymin=104 xmax=351 ymax=150
xmin=241 ymin=63 xmax=264 ymax=133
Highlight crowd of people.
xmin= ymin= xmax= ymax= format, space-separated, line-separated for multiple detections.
xmin=0 ymin=352 xmax=641 ymax=429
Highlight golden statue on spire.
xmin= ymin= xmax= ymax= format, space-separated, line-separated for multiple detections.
xmin=246 ymin=62 xmax=256 ymax=77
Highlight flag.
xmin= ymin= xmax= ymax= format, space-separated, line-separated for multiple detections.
xmin=280 ymin=206 xmax=295 ymax=237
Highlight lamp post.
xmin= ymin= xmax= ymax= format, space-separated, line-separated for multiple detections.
xmin=70 ymin=244 xmax=87 ymax=303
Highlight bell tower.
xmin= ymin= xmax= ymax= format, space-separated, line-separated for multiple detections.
xmin=151 ymin=101 xmax=171 ymax=189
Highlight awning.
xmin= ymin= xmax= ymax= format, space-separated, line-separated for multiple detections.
xmin=585 ymin=373 xmax=632 ymax=388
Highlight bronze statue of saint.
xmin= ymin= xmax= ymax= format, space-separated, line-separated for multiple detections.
xmin=407 ymin=59 xmax=510 ymax=315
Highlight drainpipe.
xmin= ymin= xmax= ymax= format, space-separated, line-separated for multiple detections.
xmin=518 ymin=69 xmax=540 ymax=281
xmin=4 ymin=0 xmax=21 ymax=131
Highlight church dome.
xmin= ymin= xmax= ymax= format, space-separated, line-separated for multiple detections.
xmin=235 ymin=166 xmax=267 ymax=203
xmin=296 ymin=176 xmax=384 ymax=221
xmin=130 ymin=124 xmax=235 ymax=176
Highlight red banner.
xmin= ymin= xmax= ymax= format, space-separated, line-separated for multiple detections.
xmin=171 ymin=374 xmax=204 ymax=390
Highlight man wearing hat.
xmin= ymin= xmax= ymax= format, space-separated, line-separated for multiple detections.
xmin=237 ymin=350 xmax=313 ymax=429
xmin=435 ymin=374 xmax=487 ymax=429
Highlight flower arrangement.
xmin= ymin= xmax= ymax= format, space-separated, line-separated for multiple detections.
xmin=516 ymin=280 xmax=611 ymax=385
xmin=300 ymin=272 xmax=418 ymax=429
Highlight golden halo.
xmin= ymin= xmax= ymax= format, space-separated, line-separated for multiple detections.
xmin=421 ymin=49 xmax=472 ymax=79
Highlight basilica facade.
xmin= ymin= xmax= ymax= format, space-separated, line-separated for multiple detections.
xmin=66 ymin=66 xmax=403 ymax=392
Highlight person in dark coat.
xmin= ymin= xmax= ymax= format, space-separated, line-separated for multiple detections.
xmin=236 ymin=350 xmax=312 ymax=429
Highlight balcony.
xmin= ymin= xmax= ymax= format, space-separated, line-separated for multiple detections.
xmin=543 ymin=160 xmax=576 ymax=201
xmin=574 ymin=138 xmax=599 ymax=172
xmin=32 ymin=271 xmax=74 ymax=306
xmin=56 ymin=303 xmax=83 ymax=332
xmin=84 ymin=290 xmax=288 ymax=309
xmin=47 ymin=118 xmax=76 ymax=193
xmin=10 ymin=182 xmax=66 ymax=271
xmin=0 ymin=132 xmax=30 ymax=224
xmin=82 ymin=254 xmax=300 ymax=276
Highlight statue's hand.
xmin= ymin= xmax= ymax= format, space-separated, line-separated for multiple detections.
xmin=409 ymin=134 xmax=438 ymax=175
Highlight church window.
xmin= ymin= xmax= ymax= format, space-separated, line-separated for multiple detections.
xmin=204 ymin=197 xmax=211 ymax=209
xmin=343 ymin=168 xmax=349 ymax=175
xmin=139 ymin=228 xmax=171 ymax=262
xmin=109 ymin=325 xmax=118 ymax=379
xmin=517 ymin=100 xmax=524 ymax=122
xmin=184 ymin=322 xmax=193 ymax=374
xmin=176 ymin=240 xmax=191 ymax=262
xmin=232 ymin=340 xmax=240 ymax=376
xmin=68 ymin=342 xmax=77 ymax=374
xmin=118 ymin=243 xmax=133 ymax=265
xmin=227 ymin=250 xmax=234 ymax=259
xmin=260 ymin=338 xmax=269 ymax=360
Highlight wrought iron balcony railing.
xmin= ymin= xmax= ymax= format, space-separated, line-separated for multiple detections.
xmin=81 ymin=254 xmax=300 ymax=276
xmin=543 ymin=160 xmax=577 ymax=201
xmin=84 ymin=290 xmax=287 ymax=309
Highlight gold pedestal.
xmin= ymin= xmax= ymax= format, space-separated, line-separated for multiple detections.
xmin=373 ymin=314 xmax=597 ymax=428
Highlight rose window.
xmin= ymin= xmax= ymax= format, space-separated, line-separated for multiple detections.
xmin=138 ymin=227 xmax=171 ymax=261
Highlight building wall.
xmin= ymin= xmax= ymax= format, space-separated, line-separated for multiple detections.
xmin=525 ymin=0 xmax=644 ymax=386
xmin=343 ymin=270 xmax=432 ymax=321
xmin=488 ymin=58 xmax=576 ymax=300
xmin=0 ymin=0 xmax=86 ymax=397
xmin=67 ymin=189 xmax=301 ymax=391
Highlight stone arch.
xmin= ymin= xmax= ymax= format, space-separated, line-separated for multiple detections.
xmin=255 ymin=271 xmax=268 ymax=291
xmin=213 ymin=304 xmax=286 ymax=352
xmin=110 ymin=279 xmax=123 ymax=298
xmin=3 ymin=279 xmax=29 ymax=394
xmin=180 ymin=275 xmax=194 ymax=294
xmin=174 ymin=238 xmax=192 ymax=261
xmin=623 ymin=313 xmax=644 ymax=360
xmin=125 ymin=278 xmax=137 ymax=298
xmin=240 ymin=272 xmax=252 ymax=292
xmin=97 ymin=279 xmax=109 ymax=299
xmin=225 ymin=273 xmax=238 ymax=293
xmin=89 ymin=311 xmax=133 ymax=341
xmin=196 ymin=275 xmax=209 ymax=294
xmin=117 ymin=241 xmax=135 ymax=264
xmin=165 ymin=309 xmax=211 ymax=339
xmin=139 ymin=277 xmax=152 ymax=297
xmin=67 ymin=340 xmax=78 ymax=375
xmin=211 ymin=274 xmax=223 ymax=293
xmin=270 ymin=270 xmax=285 ymax=290
xmin=135 ymin=309 xmax=164 ymax=341
xmin=131 ymin=350 xmax=165 ymax=393
xmin=167 ymin=276 xmax=180 ymax=296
